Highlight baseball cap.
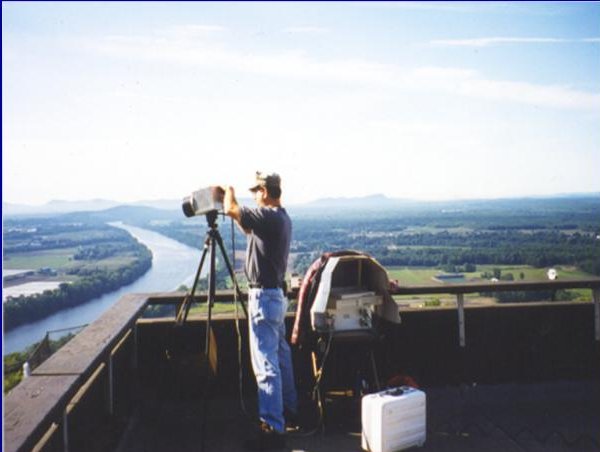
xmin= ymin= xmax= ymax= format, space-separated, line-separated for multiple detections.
xmin=249 ymin=171 xmax=281 ymax=192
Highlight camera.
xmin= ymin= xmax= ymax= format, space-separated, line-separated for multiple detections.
xmin=182 ymin=186 xmax=225 ymax=217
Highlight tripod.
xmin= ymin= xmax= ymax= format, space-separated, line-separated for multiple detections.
xmin=172 ymin=210 xmax=247 ymax=452
xmin=175 ymin=210 xmax=247 ymax=354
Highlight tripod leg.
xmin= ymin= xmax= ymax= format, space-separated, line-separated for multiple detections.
xmin=176 ymin=241 xmax=210 ymax=325
xmin=206 ymin=235 xmax=217 ymax=359
xmin=214 ymin=231 xmax=248 ymax=318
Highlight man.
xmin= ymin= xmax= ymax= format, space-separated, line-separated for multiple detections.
xmin=223 ymin=171 xmax=298 ymax=451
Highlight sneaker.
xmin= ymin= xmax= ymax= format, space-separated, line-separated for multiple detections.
xmin=284 ymin=410 xmax=301 ymax=433
xmin=244 ymin=421 xmax=286 ymax=451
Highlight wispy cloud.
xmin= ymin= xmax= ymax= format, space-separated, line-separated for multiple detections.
xmin=283 ymin=26 xmax=329 ymax=34
xmin=368 ymin=2 xmax=504 ymax=13
xmin=411 ymin=66 xmax=600 ymax=111
xmin=93 ymin=32 xmax=393 ymax=84
xmin=431 ymin=37 xmax=600 ymax=47
xmin=90 ymin=28 xmax=600 ymax=112
xmin=162 ymin=24 xmax=228 ymax=39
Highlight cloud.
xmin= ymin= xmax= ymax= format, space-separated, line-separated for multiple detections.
xmin=367 ymin=2 xmax=498 ymax=13
xmin=283 ymin=26 xmax=329 ymax=34
xmin=93 ymin=32 xmax=394 ymax=84
xmin=163 ymin=24 xmax=228 ymax=38
xmin=460 ymin=78 xmax=600 ymax=111
xmin=90 ymin=28 xmax=600 ymax=112
xmin=411 ymin=66 xmax=600 ymax=111
xmin=430 ymin=37 xmax=600 ymax=47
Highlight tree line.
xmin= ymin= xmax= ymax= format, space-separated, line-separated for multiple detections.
xmin=3 ymin=220 xmax=139 ymax=254
xmin=140 ymin=208 xmax=600 ymax=278
xmin=4 ymin=247 xmax=151 ymax=330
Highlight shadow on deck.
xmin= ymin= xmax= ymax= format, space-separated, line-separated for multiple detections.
xmin=115 ymin=379 xmax=600 ymax=452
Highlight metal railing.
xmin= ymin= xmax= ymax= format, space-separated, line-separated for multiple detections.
xmin=390 ymin=278 xmax=600 ymax=346
xmin=145 ymin=279 xmax=600 ymax=347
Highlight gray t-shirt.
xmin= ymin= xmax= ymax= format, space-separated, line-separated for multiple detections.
xmin=239 ymin=206 xmax=291 ymax=288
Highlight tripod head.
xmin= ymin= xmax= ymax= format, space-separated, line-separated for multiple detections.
xmin=204 ymin=210 xmax=219 ymax=229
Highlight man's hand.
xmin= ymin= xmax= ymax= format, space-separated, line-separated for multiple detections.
xmin=223 ymin=186 xmax=248 ymax=233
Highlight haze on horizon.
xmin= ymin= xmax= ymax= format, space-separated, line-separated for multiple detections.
xmin=3 ymin=2 xmax=600 ymax=206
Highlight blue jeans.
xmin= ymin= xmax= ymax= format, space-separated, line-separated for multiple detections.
xmin=248 ymin=288 xmax=298 ymax=433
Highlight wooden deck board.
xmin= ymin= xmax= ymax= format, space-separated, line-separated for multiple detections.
xmin=4 ymin=375 xmax=78 ymax=452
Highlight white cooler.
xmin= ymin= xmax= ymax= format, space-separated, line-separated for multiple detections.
xmin=361 ymin=386 xmax=426 ymax=452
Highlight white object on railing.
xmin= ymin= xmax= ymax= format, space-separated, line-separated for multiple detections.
xmin=22 ymin=362 xmax=31 ymax=378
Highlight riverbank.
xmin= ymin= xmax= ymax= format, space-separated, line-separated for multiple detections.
xmin=3 ymin=224 xmax=202 ymax=354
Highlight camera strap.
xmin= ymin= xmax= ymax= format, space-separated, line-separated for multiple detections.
xmin=231 ymin=216 xmax=250 ymax=419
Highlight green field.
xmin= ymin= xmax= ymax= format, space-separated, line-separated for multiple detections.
xmin=387 ymin=267 xmax=440 ymax=285
xmin=3 ymin=249 xmax=138 ymax=273
xmin=467 ymin=265 xmax=593 ymax=281
xmin=387 ymin=264 xmax=595 ymax=286
xmin=71 ymin=255 xmax=137 ymax=272
xmin=188 ymin=302 xmax=245 ymax=316
xmin=3 ymin=248 xmax=78 ymax=270
xmin=387 ymin=265 xmax=595 ymax=305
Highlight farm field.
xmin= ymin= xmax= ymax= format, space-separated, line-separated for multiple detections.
xmin=387 ymin=265 xmax=596 ymax=306
xmin=3 ymin=248 xmax=79 ymax=270
xmin=71 ymin=255 xmax=138 ymax=272
xmin=3 ymin=249 xmax=138 ymax=273
xmin=387 ymin=265 xmax=595 ymax=286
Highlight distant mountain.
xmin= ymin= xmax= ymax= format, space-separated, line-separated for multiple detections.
xmin=523 ymin=192 xmax=600 ymax=199
xmin=288 ymin=192 xmax=600 ymax=218
xmin=3 ymin=195 xmax=258 ymax=217
xmin=4 ymin=192 xmax=598 ymax=218
xmin=60 ymin=205 xmax=181 ymax=224
xmin=130 ymin=199 xmax=181 ymax=211
xmin=3 ymin=199 xmax=187 ymax=217
xmin=3 ymin=199 xmax=122 ymax=216
xmin=298 ymin=194 xmax=416 ymax=210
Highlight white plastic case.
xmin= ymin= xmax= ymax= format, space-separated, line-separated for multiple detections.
xmin=361 ymin=386 xmax=426 ymax=452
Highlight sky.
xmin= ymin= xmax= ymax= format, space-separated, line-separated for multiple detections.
xmin=3 ymin=1 xmax=600 ymax=206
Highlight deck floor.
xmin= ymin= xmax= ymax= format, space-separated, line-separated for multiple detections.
xmin=116 ymin=379 xmax=600 ymax=452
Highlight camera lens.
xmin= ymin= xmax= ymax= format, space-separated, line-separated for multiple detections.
xmin=182 ymin=197 xmax=196 ymax=217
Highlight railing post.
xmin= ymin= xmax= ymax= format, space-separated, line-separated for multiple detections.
xmin=133 ymin=322 xmax=138 ymax=370
xmin=63 ymin=410 xmax=69 ymax=452
xmin=457 ymin=293 xmax=465 ymax=347
xmin=593 ymin=289 xmax=600 ymax=342
xmin=108 ymin=329 xmax=132 ymax=417
xmin=108 ymin=353 xmax=114 ymax=416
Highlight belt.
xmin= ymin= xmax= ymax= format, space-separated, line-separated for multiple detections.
xmin=249 ymin=282 xmax=287 ymax=290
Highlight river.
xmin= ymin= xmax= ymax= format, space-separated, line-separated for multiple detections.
xmin=3 ymin=223 xmax=205 ymax=355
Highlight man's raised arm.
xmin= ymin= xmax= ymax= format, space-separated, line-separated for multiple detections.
xmin=223 ymin=186 xmax=249 ymax=233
